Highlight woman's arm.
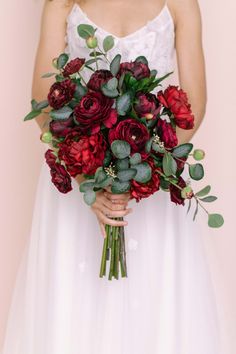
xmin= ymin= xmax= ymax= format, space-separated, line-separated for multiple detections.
xmin=171 ymin=0 xmax=207 ymax=144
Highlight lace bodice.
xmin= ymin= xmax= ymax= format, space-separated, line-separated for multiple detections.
xmin=65 ymin=3 xmax=176 ymax=92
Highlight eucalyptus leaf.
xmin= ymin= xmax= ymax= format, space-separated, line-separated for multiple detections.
xmin=36 ymin=100 xmax=49 ymax=110
xmin=208 ymin=214 xmax=224 ymax=228
xmin=130 ymin=153 xmax=142 ymax=165
xmin=111 ymin=179 xmax=130 ymax=194
xmin=111 ymin=140 xmax=131 ymax=159
xmin=199 ymin=196 xmax=217 ymax=203
xmin=133 ymin=162 xmax=152 ymax=183
xmin=79 ymin=180 xmax=95 ymax=193
xmin=89 ymin=51 xmax=104 ymax=57
xmin=83 ymin=190 xmax=96 ymax=205
xmin=101 ymin=86 xmax=119 ymax=98
xmin=145 ymin=138 xmax=153 ymax=153
xmin=57 ymin=53 xmax=69 ymax=69
xmin=85 ymin=57 xmax=102 ymax=66
xmin=135 ymin=55 xmax=148 ymax=65
xmin=187 ymin=198 xmax=192 ymax=214
xmin=117 ymin=168 xmax=137 ymax=182
xmin=110 ymin=54 xmax=121 ymax=76
xmin=50 ymin=106 xmax=73 ymax=120
xmin=77 ymin=24 xmax=95 ymax=39
xmin=172 ymin=143 xmax=193 ymax=158
xmin=189 ymin=163 xmax=204 ymax=181
xmin=152 ymin=142 xmax=165 ymax=153
xmin=116 ymin=92 xmax=132 ymax=116
xmin=163 ymin=152 xmax=177 ymax=176
xmin=103 ymin=35 xmax=115 ymax=52
xmin=23 ymin=110 xmax=41 ymax=121
xmin=115 ymin=158 xmax=129 ymax=171
xmin=195 ymin=185 xmax=211 ymax=197
xmin=31 ymin=99 xmax=38 ymax=110
xmin=41 ymin=72 xmax=56 ymax=78
xmin=193 ymin=201 xmax=199 ymax=221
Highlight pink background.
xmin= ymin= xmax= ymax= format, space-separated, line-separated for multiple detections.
xmin=0 ymin=0 xmax=235 ymax=352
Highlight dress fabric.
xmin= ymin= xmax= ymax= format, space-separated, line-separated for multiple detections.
xmin=2 ymin=3 xmax=222 ymax=354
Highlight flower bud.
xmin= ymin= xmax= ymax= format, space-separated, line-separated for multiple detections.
xmin=145 ymin=113 xmax=154 ymax=120
xmin=193 ymin=149 xmax=205 ymax=161
xmin=40 ymin=131 xmax=52 ymax=144
xmin=86 ymin=36 xmax=98 ymax=49
xmin=181 ymin=185 xmax=193 ymax=199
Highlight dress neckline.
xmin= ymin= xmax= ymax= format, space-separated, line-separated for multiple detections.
xmin=72 ymin=2 xmax=171 ymax=41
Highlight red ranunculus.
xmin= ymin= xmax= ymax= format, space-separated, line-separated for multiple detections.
xmin=169 ymin=176 xmax=186 ymax=205
xmin=62 ymin=58 xmax=85 ymax=77
xmin=157 ymin=85 xmax=194 ymax=129
xmin=156 ymin=118 xmax=178 ymax=149
xmin=50 ymin=164 xmax=73 ymax=193
xmin=74 ymin=91 xmax=117 ymax=133
xmin=49 ymin=116 xmax=76 ymax=138
xmin=134 ymin=92 xmax=160 ymax=119
xmin=108 ymin=118 xmax=150 ymax=155
xmin=117 ymin=61 xmax=151 ymax=80
xmin=58 ymin=131 xmax=106 ymax=176
xmin=45 ymin=149 xmax=57 ymax=168
xmin=47 ymin=79 xmax=76 ymax=110
xmin=87 ymin=69 xmax=113 ymax=91
xmin=130 ymin=160 xmax=160 ymax=202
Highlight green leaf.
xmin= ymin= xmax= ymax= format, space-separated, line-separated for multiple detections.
xmin=135 ymin=56 xmax=148 ymax=65
xmin=118 ymin=72 xmax=125 ymax=90
xmin=189 ymin=163 xmax=204 ymax=181
xmin=110 ymin=54 xmax=121 ymax=76
xmin=172 ymin=143 xmax=193 ymax=158
xmin=111 ymin=179 xmax=130 ymax=194
xmin=106 ymin=77 xmax=118 ymax=90
xmin=57 ymin=53 xmax=69 ymax=70
xmin=208 ymin=214 xmax=224 ymax=228
xmin=101 ymin=86 xmax=119 ymax=98
xmin=89 ymin=51 xmax=104 ymax=57
xmin=103 ymin=150 xmax=112 ymax=167
xmin=116 ymin=92 xmax=132 ymax=116
xmin=150 ymin=69 xmax=157 ymax=77
xmin=95 ymin=167 xmax=107 ymax=184
xmin=199 ymin=196 xmax=217 ymax=203
xmin=193 ymin=201 xmax=199 ymax=221
xmin=50 ymin=106 xmax=73 ymax=120
xmin=103 ymin=35 xmax=115 ymax=52
xmin=41 ymin=72 xmax=56 ymax=78
xmin=195 ymin=185 xmax=211 ymax=197
xmin=85 ymin=57 xmax=102 ymax=66
xmin=36 ymin=100 xmax=49 ymax=110
xmin=163 ymin=152 xmax=177 ymax=176
xmin=111 ymin=140 xmax=131 ymax=159
xmin=187 ymin=198 xmax=192 ymax=214
xmin=79 ymin=180 xmax=95 ymax=193
xmin=77 ymin=24 xmax=95 ymax=39
xmin=160 ymin=177 xmax=170 ymax=191
xmin=101 ymin=78 xmax=119 ymax=98
xmin=156 ymin=71 xmax=174 ymax=85
xmin=130 ymin=153 xmax=142 ymax=165
xmin=23 ymin=110 xmax=41 ymax=121
xmin=145 ymin=138 xmax=153 ymax=153
xmin=152 ymin=142 xmax=165 ymax=154
xmin=133 ymin=162 xmax=152 ymax=183
xmin=83 ymin=190 xmax=96 ymax=205
xmin=31 ymin=99 xmax=38 ymax=110
xmin=115 ymin=158 xmax=129 ymax=171
xmin=117 ymin=168 xmax=137 ymax=182
xmin=74 ymin=82 xmax=88 ymax=99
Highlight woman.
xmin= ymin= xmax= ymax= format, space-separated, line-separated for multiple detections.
xmin=2 ymin=0 xmax=222 ymax=353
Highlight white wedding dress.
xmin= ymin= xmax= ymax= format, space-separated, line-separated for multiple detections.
xmin=2 ymin=3 xmax=223 ymax=354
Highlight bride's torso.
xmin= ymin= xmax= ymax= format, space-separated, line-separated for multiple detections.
xmin=65 ymin=2 xmax=176 ymax=89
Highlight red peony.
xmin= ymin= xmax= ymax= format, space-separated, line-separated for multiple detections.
xmin=47 ymin=79 xmax=76 ymax=110
xmin=130 ymin=160 xmax=160 ymax=202
xmin=156 ymin=118 xmax=178 ymax=149
xmin=74 ymin=91 xmax=117 ymax=133
xmin=62 ymin=58 xmax=85 ymax=77
xmin=134 ymin=92 xmax=160 ymax=118
xmin=169 ymin=176 xmax=187 ymax=205
xmin=157 ymin=85 xmax=194 ymax=129
xmin=87 ymin=69 xmax=113 ymax=91
xmin=117 ymin=61 xmax=151 ymax=80
xmin=50 ymin=164 xmax=72 ymax=194
xmin=49 ymin=116 xmax=76 ymax=138
xmin=58 ymin=131 xmax=106 ymax=177
xmin=108 ymin=118 xmax=150 ymax=155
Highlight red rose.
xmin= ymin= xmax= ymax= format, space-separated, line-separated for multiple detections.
xmin=87 ymin=69 xmax=113 ymax=91
xmin=74 ymin=91 xmax=117 ymax=133
xmin=47 ymin=79 xmax=76 ymax=110
xmin=169 ymin=176 xmax=186 ymax=205
xmin=49 ymin=116 xmax=76 ymax=138
xmin=117 ymin=61 xmax=151 ymax=80
xmin=130 ymin=160 xmax=160 ymax=202
xmin=50 ymin=164 xmax=72 ymax=194
xmin=62 ymin=58 xmax=85 ymax=77
xmin=58 ymin=131 xmax=106 ymax=176
xmin=108 ymin=118 xmax=150 ymax=155
xmin=157 ymin=85 xmax=194 ymax=129
xmin=45 ymin=149 xmax=57 ymax=168
xmin=156 ymin=118 xmax=178 ymax=149
xmin=134 ymin=92 xmax=160 ymax=118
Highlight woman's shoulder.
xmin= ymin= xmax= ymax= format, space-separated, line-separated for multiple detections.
xmin=43 ymin=0 xmax=75 ymax=22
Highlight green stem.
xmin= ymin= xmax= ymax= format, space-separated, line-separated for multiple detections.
xmin=99 ymin=226 xmax=109 ymax=277
xmin=78 ymin=72 xmax=87 ymax=86
xmin=93 ymin=49 xmax=99 ymax=70
xmin=108 ymin=226 xmax=116 ymax=280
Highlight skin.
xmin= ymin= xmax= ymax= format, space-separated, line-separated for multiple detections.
xmin=32 ymin=0 xmax=207 ymax=237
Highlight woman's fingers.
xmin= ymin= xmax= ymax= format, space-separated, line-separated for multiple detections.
xmin=100 ymin=195 xmax=128 ymax=211
xmin=101 ymin=205 xmax=133 ymax=218
xmin=95 ymin=209 xmax=129 ymax=227
xmin=104 ymin=191 xmax=130 ymax=203
xmin=99 ymin=221 xmax=106 ymax=238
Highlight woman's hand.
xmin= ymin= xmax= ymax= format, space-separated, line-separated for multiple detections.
xmin=91 ymin=189 xmax=132 ymax=238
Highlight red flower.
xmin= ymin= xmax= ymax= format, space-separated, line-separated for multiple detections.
xmin=156 ymin=118 xmax=178 ymax=149
xmin=47 ymin=79 xmax=76 ymax=110
xmin=87 ymin=69 xmax=113 ymax=91
xmin=62 ymin=58 xmax=85 ymax=77
xmin=49 ymin=116 xmax=75 ymax=138
xmin=50 ymin=164 xmax=72 ymax=194
xmin=58 ymin=131 xmax=106 ymax=177
xmin=74 ymin=91 xmax=117 ymax=133
xmin=157 ymin=85 xmax=194 ymax=129
xmin=169 ymin=176 xmax=186 ymax=205
xmin=45 ymin=149 xmax=57 ymax=168
xmin=134 ymin=92 xmax=160 ymax=118
xmin=117 ymin=61 xmax=151 ymax=80
xmin=130 ymin=160 xmax=160 ymax=202
xmin=108 ymin=118 xmax=150 ymax=155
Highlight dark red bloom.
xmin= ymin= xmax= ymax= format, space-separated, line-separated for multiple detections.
xmin=74 ymin=91 xmax=117 ymax=133
xmin=117 ymin=61 xmax=151 ymax=80
xmin=157 ymin=85 xmax=194 ymax=129
xmin=49 ymin=116 xmax=76 ymax=138
xmin=45 ymin=149 xmax=57 ymax=168
xmin=62 ymin=58 xmax=85 ymax=77
xmin=50 ymin=164 xmax=72 ymax=193
xmin=108 ymin=118 xmax=150 ymax=155
xmin=58 ymin=131 xmax=106 ymax=176
xmin=47 ymin=79 xmax=76 ymax=110
xmin=169 ymin=176 xmax=187 ymax=205
xmin=130 ymin=160 xmax=160 ymax=202
xmin=134 ymin=92 xmax=160 ymax=118
xmin=156 ymin=118 xmax=178 ymax=149
xmin=87 ymin=69 xmax=113 ymax=91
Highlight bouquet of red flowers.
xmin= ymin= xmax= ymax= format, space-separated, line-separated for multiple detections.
xmin=24 ymin=24 xmax=224 ymax=280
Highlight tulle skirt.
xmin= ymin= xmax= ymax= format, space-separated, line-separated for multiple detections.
xmin=2 ymin=151 xmax=222 ymax=354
